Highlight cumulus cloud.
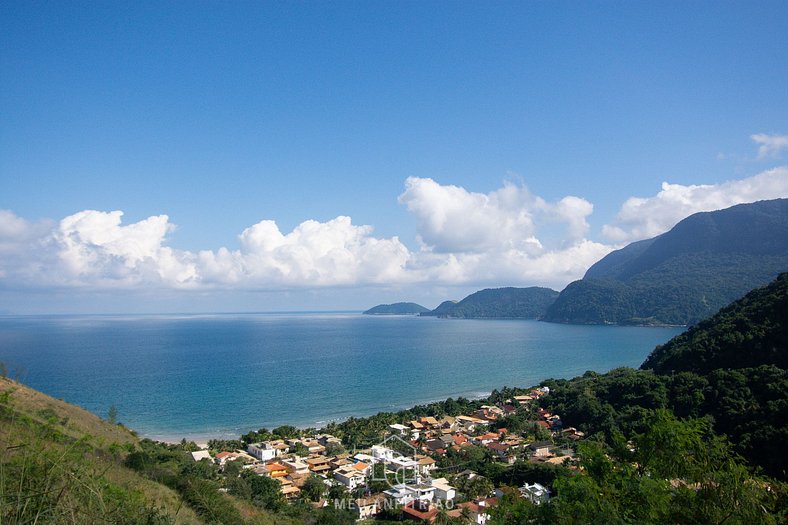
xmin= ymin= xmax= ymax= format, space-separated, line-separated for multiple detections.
xmin=398 ymin=177 xmax=593 ymax=253
xmin=602 ymin=167 xmax=788 ymax=243
xmin=0 ymin=177 xmax=611 ymax=293
xmin=397 ymin=177 xmax=610 ymax=287
xmin=752 ymin=133 xmax=788 ymax=160
xmin=0 ymin=210 xmax=411 ymax=290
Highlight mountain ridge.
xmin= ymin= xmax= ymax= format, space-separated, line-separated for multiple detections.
xmin=545 ymin=198 xmax=788 ymax=325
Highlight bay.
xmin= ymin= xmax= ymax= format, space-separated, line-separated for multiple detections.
xmin=0 ymin=313 xmax=683 ymax=442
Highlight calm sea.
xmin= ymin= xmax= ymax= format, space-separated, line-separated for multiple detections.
xmin=0 ymin=313 xmax=683 ymax=442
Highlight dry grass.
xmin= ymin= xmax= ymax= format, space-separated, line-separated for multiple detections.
xmin=0 ymin=376 xmax=203 ymax=524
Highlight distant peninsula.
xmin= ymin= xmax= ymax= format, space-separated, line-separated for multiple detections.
xmin=421 ymin=286 xmax=559 ymax=319
xmin=362 ymin=302 xmax=430 ymax=315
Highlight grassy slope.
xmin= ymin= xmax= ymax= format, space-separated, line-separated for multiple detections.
xmin=0 ymin=375 xmax=203 ymax=524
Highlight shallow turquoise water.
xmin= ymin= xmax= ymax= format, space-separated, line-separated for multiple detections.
xmin=0 ymin=313 xmax=683 ymax=441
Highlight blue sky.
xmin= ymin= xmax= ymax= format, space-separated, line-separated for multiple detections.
xmin=1 ymin=1 xmax=787 ymax=313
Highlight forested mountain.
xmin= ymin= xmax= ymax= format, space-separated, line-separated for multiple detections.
xmin=641 ymin=272 xmax=788 ymax=373
xmin=419 ymin=299 xmax=459 ymax=317
xmin=542 ymin=273 xmax=788 ymax=479
xmin=420 ymin=287 xmax=559 ymax=319
xmin=363 ymin=302 xmax=429 ymax=315
xmin=544 ymin=199 xmax=788 ymax=325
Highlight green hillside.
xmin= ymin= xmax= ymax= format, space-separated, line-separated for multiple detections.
xmin=363 ymin=302 xmax=429 ymax=315
xmin=422 ymin=286 xmax=559 ymax=318
xmin=641 ymin=272 xmax=788 ymax=373
xmin=0 ymin=375 xmax=202 ymax=524
xmin=544 ymin=199 xmax=788 ymax=325
xmin=542 ymin=273 xmax=788 ymax=479
xmin=0 ymin=375 xmax=296 ymax=525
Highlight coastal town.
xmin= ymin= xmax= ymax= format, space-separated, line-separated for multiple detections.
xmin=188 ymin=387 xmax=583 ymax=523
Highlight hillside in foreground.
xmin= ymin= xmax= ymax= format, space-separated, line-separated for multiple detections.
xmin=0 ymin=375 xmax=201 ymax=524
xmin=0 ymin=374 xmax=299 ymax=525
xmin=544 ymin=198 xmax=788 ymax=325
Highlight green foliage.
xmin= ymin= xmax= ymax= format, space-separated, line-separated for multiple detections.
xmin=642 ymin=272 xmax=788 ymax=373
xmin=363 ymin=302 xmax=429 ymax=315
xmin=301 ymin=474 xmax=326 ymax=502
xmin=491 ymin=412 xmax=785 ymax=525
xmin=107 ymin=403 xmax=118 ymax=424
xmin=424 ymin=287 xmax=559 ymax=319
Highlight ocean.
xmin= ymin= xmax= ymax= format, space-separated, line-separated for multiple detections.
xmin=0 ymin=313 xmax=683 ymax=442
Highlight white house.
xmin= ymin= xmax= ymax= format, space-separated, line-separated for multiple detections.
xmin=430 ymin=477 xmax=456 ymax=502
xmin=190 ymin=450 xmax=212 ymax=462
xmin=334 ymin=465 xmax=367 ymax=490
xmin=389 ymin=423 xmax=410 ymax=436
xmin=520 ymin=483 xmax=550 ymax=505
xmin=247 ymin=441 xmax=287 ymax=462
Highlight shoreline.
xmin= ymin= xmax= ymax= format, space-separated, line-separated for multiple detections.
xmin=141 ymin=389 xmax=495 ymax=446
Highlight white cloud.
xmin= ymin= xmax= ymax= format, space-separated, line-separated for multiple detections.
xmin=0 ymin=178 xmax=609 ymax=293
xmin=0 ymin=210 xmax=411 ymax=290
xmin=752 ymin=133 xmax=788 ymax=160
xmin=398 ymin=177 xmax=593 ymax=253
xmin=602 ymin=167 xmax=788 ymax=243
xmin=397 ymin=177 xmax=610 ymax=288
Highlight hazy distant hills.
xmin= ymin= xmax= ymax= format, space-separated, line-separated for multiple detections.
xmin=363 ymin=302 xmax=430 ymax=315
xmin=420 ymin=286 xmax=559 ymax=319
xmin=544 ymin=199 xmax=788 ymax=325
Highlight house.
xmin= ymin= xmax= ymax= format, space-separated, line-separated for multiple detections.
xmin=351 ymin=461 xmax=370 ymax=476
xmin=247 ymin=440 xmax=289 ymax=461
xmin=528 ymin=441 xmax=553 ymax=458
xmin=454 ymin=497 xmax=498 ymax=525
xmin=333 ymin=465 xmax=367 ymax=490
xmin=520 ymin=483 xmax=550 ymax=505
xmin=425 ymin=439 xmax=445 ymax=453
xmin=281 ymin=457 xmax=309 ymax=476
xmin=329 ymin=456 xmax=353 ymax=470
xmin=265 ymin=462 xmax=288 ymax=478
xmin=214 ymin=451 xmax=247 ymax=467
xmin=415 ymin=455 xmax=436 ymax=476
xmin=562 ymin=427 xmax=586 ymax=440
xmin=353 ymin=497 xmax=381 ymax=520
xmin=190 ymin=450 xmax=212 ymax=462
xmin=306 ymin=456 xmax=331 ymax=475
xmin=316 ymin=434 xmax=342 ymax=447
xmin=384 ymin=482 xmax=435 ymax=507
xmin=420 ymin=416 xmax=440 ymax=428
xmin=456 ymin=415 xmax=488 ymax=431
xmin=402 ymin=500 xmax=439 ymax=522
xmin=389 ymin=423 xmax=410 ymax=436
xmin=430 ymin=477 xmax=456 ymax=502
xmin=281 ymin=485 xmax=301 ymax=500
xmin=486 ymin=442 xmax=516 ymax=464
xmin=474 ymin=432 xmax=500 ymax=446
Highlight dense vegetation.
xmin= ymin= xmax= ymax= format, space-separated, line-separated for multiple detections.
xmin=490 ymin=410 xmax=785 ymax=525
xmin=542 ymin=273 xmax=788 ymax=479
xmin=362 ymin=302 xmax=429 ymax=315
xmin=544 ymin=199 xmax=788 ymax=325
xmin=641 ymin=272 xmax=787 ymax=373
xmin=420 ymin=286 xmax=559 ymax=319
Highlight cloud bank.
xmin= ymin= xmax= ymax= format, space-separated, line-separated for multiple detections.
xmin=2 ymin=166 xmax=787 ymax=296
xmin=602 ymin=167 xmax=788 ymax=243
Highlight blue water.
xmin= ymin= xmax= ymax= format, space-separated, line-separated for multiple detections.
xmin=0 ymin=313 xmax=683 ymax=441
